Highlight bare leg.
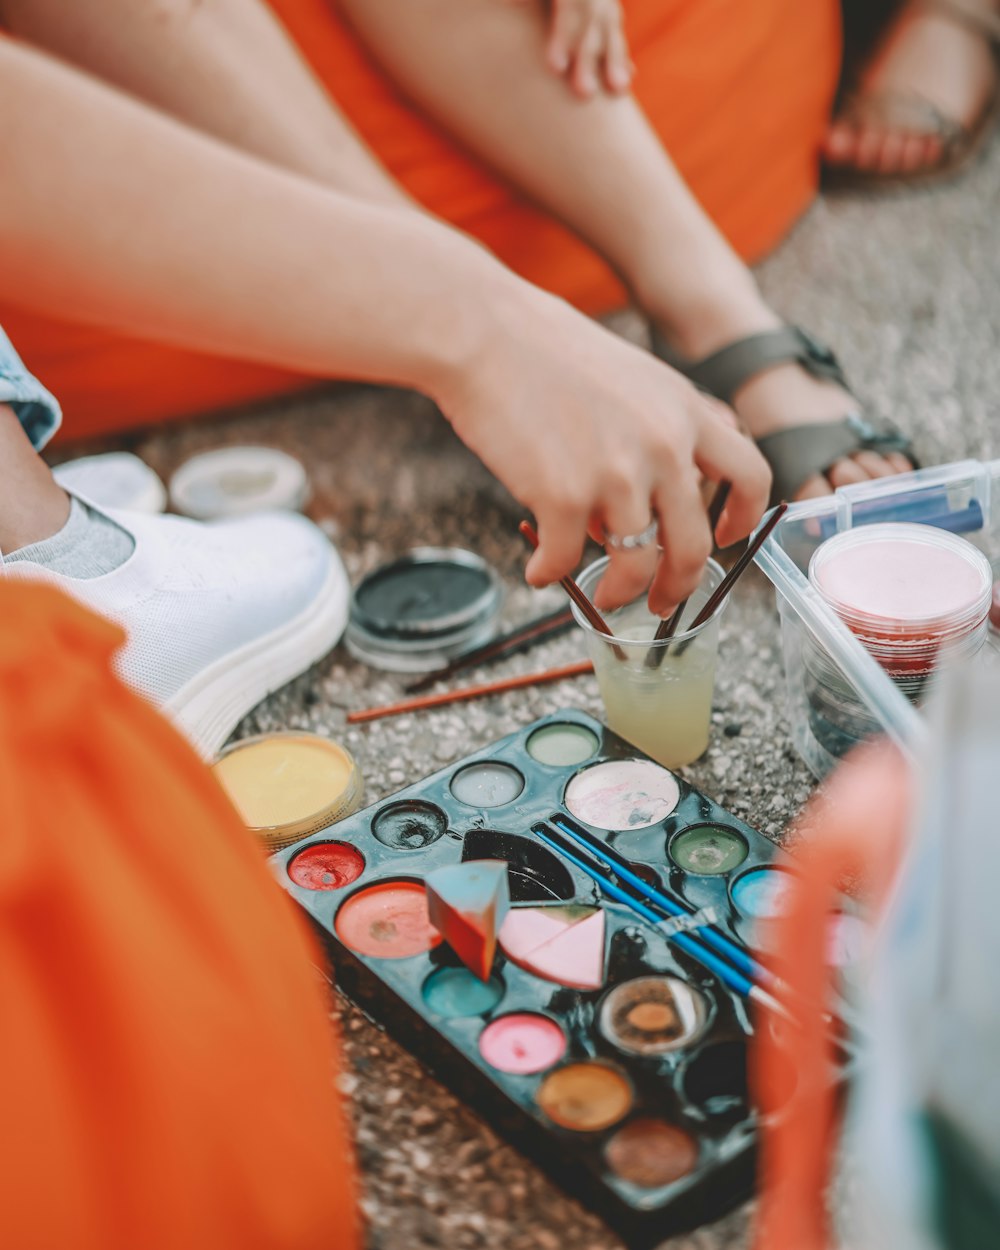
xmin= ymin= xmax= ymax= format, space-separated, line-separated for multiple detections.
xmin=0 ymin=407 xmax=69 ymax=553
xmin=0 ymin=0 xmax=410 ymax=206
xmin=340 ymin=0 xmax=914 ymax=495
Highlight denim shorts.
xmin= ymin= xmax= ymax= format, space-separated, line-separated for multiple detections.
xmin=0 ymin=325 xmax=61 ymax=451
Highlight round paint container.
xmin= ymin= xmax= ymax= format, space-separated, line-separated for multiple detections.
xmin=809 ymin=524 xmax=991 ymax=679
xmin=669 ymin=824 xmax=748 ymax=876
xmin=169 ymin=446 xmax=309 ymax=519
xmin=287 ymin=841 xmax=365 ymax=891
xmin=478 ymin=1013 xmax=567 ymax=1075
xmin=345 ymin=548 xmax=504 ymax=672
xmin=422 ymin=967 xmax=504 ymax=1018
xmin=806 ymin=524 xmax=992 ymax=755
xmin=526 ymin=722 xmax=599 ymax=767
xmin=598 ymin=976 xmax=709 ymax=1056
xmin=536 ymin=1061 xmax=633 ymax=1132
xmin=604 ymin=1119 xmax=698 ymax=1189
xmin=450 ymin=762 xmax=524 ymax=808
xmin=563 ymin=759 xmax=680 ymax=831
xmin=371 ymin=800 xmax=448 ymax=850
xmin=335 ymin=880 xmax=441 ymax=960
xmin=212 ymin=732 xmax=363 ymax=850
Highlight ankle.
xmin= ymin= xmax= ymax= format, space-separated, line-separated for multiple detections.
xmin=642 ymin=277 xmax=780 ymax=361
xmin=0 ymin=405 xmax=71 ymax=554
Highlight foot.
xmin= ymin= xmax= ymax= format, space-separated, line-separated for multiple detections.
xmin=4 ymin=498 xmax=349 ymax=755
xmin=824 ymin=0 xmax=999 ymax=178
xmin=653 ymin=300 xmax=914 ymax=501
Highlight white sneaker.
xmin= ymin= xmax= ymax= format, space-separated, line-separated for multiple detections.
xmin=4 ymin=501 xmax=349 ymax=756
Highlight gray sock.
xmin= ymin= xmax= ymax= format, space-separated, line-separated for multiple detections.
xmin=6 ymin=496 xmax=135 ymax=578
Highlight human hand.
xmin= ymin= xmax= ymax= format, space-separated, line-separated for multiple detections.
xmin=436 ymin=286 xmax=771 ymax=615
xmin=505 ymin=0 xmax=632 ymax=98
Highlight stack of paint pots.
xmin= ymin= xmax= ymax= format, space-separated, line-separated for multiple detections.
xmin=804 ymin=523 xmax=993 ymax=755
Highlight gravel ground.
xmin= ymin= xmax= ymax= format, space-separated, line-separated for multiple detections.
xmin=54 ymin=131 xmax=1000 ymax=1249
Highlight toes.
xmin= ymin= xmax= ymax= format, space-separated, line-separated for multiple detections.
xmin=886 ymin=451 xmax=917 ymax=474
xmin=827 ymin=458 xmax=869 ymax=490
xmin=878 ymin=131 xmax=907 ymax=173
xmin=854 ymin=126 xmax=886 ymax=170
xmin=823 ymin=121 xmax=859 ymax=164
xmin=852 ymin=451 xmax=894 ymax=478
xmin=794 ymin=473 xmax=834 ymax=501
xmin=900 ymin=133 xmax=930 ymax=171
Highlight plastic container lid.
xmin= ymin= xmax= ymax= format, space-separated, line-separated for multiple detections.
xmin=808 ymin=523 xmax=992 ymax=649
xmin=345 ymin=548 xmax=504 ymax=672
xmin=53 ymin=452 xmax=167 ymax=514
xmin=169 ymin=447 xmax=309 ymax=519
xmin=211 ymin=732 xmax=363 ymax=850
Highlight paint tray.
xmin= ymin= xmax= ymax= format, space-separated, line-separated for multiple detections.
xmin=274 ymin=711 xmax=855 ymax=1247
xmin=755 ymin=458 xmax=1000 ymax=778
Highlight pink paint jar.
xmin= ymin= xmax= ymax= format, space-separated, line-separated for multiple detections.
xmin=807 ymin=524 xmax=992 ymax=717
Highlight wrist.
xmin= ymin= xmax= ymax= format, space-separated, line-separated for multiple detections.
xmin=406 ymin=247 xmax=538 ymax=414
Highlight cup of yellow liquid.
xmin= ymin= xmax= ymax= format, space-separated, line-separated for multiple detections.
xmin=572 ymin=557 xmax=726 ymax=769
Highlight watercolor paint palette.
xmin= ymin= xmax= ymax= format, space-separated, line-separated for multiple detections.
xmin=274 ymin=711 xmax=828 ymax=1247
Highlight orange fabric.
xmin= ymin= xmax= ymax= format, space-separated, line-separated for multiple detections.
xmin=0 ymin=582 xmax=359 ymax=1250
xmin=0 ymin=0 xmax=841 ymax=438
xmin=750 ymin=744 xmax=911 ymax=1250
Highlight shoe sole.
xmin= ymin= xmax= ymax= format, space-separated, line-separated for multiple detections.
xmin=164 ymin=549 xmax=350 ymax=758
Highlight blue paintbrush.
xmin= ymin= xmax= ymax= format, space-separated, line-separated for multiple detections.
xmin=533 ymin=822 xmax=790 ymax=1021
xmin=550 ymin=813 xmax=770 ymax=988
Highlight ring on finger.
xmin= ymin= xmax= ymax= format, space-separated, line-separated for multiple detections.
xmin=603 ymin=518 xmax=658 ymax=552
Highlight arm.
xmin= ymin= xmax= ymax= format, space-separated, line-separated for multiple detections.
xmin=0 ymin=40 xmax=769 ymax=606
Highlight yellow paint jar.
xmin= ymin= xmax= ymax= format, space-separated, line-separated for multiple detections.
xmin=212 ymin=732 xmax=363 ymax=849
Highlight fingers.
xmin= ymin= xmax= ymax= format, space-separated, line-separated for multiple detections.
xmin=571 ymin=17 xmax=604 ymax=97
xmin=692 ymin=403 xmax=771 ymax=547
xmin=602 ymin=11 xmax=632 ymax=93
xmin=547 ymin=0 xmax=584 ymax=75
xmin=648 ymin=471 xmax=714 ymax=616
xmin=524 ymin=499 xmax=588 ymax=587
xmin=591 ymin=496 xmax=659 ymax=611
xmin=547 ymin=0 xmax=630 ymax=97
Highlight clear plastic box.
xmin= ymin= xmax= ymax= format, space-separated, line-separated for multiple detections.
xmin=754 ymin=459 xmax=1000 ymax=777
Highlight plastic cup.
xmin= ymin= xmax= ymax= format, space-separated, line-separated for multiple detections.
xmin=572 ymin=557 xmax=726 ymax=768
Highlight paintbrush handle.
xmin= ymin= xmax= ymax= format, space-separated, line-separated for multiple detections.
xmin=551 ymin=815 xmax=766 ymax=986
xmin=404 ymin=607 xmax=574 ymax=694
xmin=687 ymin=501 xmax=788 ymax=633
xmin=347 ymin=660 xmax=593 ymax=724
xmin=534 ymin=826 xmax=759 ymax=1004
xmin=518 ymin=521 xmax=625 ymax=660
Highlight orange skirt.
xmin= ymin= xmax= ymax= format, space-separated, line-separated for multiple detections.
xmin=1 ymin=0 xmax=841 ymax=440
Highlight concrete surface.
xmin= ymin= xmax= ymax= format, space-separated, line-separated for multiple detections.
xmin=56 ymin=131 xmax=1000 ymax=1249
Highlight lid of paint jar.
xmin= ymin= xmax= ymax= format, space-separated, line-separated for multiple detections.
xmin=211 ymin=732 xmax=363 ymax=849
xmin=169 ymin=447 xmax=310 ymax=520
xmin=53 ymin=451 xmax=167 ymax=514
xmin=345 ymin=547 xmax=504 ymax=672
xmin=808 ymin=523 xmax=992 ymax=644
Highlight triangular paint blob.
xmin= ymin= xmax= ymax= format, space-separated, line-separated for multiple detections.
xmin=499 ymin=904 xmax=606 ymax=990
xmin=425 ymin=860 xmax=511 ymax=981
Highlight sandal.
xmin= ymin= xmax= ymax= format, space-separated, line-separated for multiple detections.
xmin=652 ymin=324 xmax=919 ymax=503
xmin=824 ymin=0 xmax=1000 ymax=189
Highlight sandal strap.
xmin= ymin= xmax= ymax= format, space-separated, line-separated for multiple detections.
xmin=757 ymin=413 xmax=918 ymax=504
xmin=658 ymin=325 xmax=851 ymax=408
xmin=838 ymin=88 xmax=966 ymax=143
xmin=919 ymin=0 xmax=1000 ymax=44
